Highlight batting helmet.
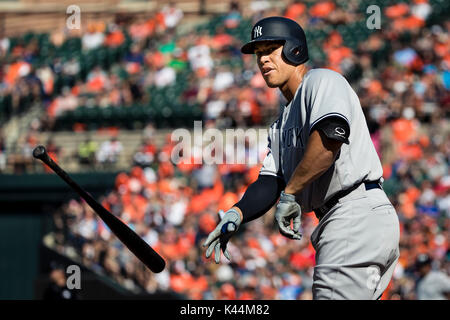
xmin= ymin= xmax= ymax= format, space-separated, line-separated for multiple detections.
xmin=415 ymin=254 xmax=432 ymax=269
xmin=241 ymin=16 xmax=309 ymax=65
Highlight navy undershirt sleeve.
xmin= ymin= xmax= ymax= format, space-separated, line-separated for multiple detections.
xmin=234 ymin=174 xmax=286 ymax=223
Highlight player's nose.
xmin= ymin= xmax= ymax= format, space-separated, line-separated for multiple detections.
xmin=258 ymin=58 xmax=271 ymax=73
xmin=258 ymin=54 xmax=270 ymax=65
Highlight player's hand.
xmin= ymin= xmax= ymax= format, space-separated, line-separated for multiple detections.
xmin=202 ymin=208 xmax=241 ymax=264
xmin=275 ymin=191 xmax=302 ymax=240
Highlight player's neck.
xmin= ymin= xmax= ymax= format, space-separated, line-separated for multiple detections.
xmin=280 ymin=65 xmax=307 ymax=103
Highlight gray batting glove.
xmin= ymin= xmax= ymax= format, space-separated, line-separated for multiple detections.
xmin=202 ymin=208 xmax=241 ymax=264
xmin=275 ymin=191 xmax=302 ymax=240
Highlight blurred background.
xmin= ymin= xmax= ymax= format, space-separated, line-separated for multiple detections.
xmin=0 ymin=0 xmax=448 ymax=300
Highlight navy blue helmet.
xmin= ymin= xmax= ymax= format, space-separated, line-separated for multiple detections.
xmin=241 ymin=16 xmax=309 ymax=65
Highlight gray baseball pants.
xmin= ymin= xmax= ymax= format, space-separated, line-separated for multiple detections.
xmin=310 ymin=183 xmax=400 ymax=300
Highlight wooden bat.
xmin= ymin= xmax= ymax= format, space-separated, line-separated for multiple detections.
xmin=33 ymin=145 xmax=165 ymax=273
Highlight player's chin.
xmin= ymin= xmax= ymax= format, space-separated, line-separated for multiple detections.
xmin=263 ymin=77 xmax=280 ymax=88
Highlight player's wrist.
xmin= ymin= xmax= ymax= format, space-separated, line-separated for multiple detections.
xmin=283 ymin=187 xmax=296 ymax=196
xmin=230 ymin=206 xmax=244 ymax=222
xmin=280 ymin=190 xmax=296 ymax=202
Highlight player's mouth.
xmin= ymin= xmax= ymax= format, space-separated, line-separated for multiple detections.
xmin=261 ymin=67 xmax=275 ymax=76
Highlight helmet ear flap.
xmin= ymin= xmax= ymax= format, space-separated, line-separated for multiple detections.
xmin=282 ymin=40 xmax=308 ymax=65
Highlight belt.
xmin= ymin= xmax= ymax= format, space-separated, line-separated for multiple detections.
xmin=313 ymin=180 xmax=382 ymax=221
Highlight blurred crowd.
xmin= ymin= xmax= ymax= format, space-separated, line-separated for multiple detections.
xmin=1 ymin=0 xmax=449 ymax=299
xmin=50 ymin=111 xmax=450 ymax=299
xmin=0 ymin=0 xmax=449 ymax=172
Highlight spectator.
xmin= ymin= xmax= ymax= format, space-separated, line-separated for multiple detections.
xmin=48 ymin=86 xmax=78 ymax=118
xmin=82 ymin=24 xmax=105 ymax=51
xmin=415 ymin=254 xmax=450 ymax=300
xmin=125 ymin=44 xmax=144 ymax=75
xmin=154 ymin=65 xmax=176 ymax=88
xmin=96 ymin=137 xmax=123 ymax=168
xmin=0 ymin=35 xmax=10 ymax=58
xmin=104 ymin=24 xmax=125 ymax=48
xmin=224 ymin=1 xmax=242 ymax=29
xmin=43 ymin=265 xmax=79 ymax=300
xmin=212 ymin=66 xmax=235 ymax=92
xmin=133 ymin=138 xmax=157 ymax=168
xmin=78 ymin=138 xmax=99 ymax=167
xmin=161 ymin=2 xmax=184 ymax=30
xmin=86 ymin=66 xmax=109 ymax=93
xmin=188 ymin=38 xmax=214 ymax=77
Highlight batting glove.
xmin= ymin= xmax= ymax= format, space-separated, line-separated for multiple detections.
xmin=202 ymin=208 xmax=241 ymax=264
xmin=275 ymin=191 xmax=302 ymax=240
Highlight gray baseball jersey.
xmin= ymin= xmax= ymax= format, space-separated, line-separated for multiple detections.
xmin=417 ymin=271 xmax=450 ymax=300
xmin=260 ymin=68 xmax=383 ymax=212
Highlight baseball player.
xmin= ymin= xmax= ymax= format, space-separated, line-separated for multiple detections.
xmin=415 ymin=254 xmax=450 ymax=300
xmin=203 ymin=16 xmax=400 ymax=300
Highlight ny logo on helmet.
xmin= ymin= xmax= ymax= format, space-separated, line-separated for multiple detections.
xmin=254 ymin=25 xmax=262 ymax=38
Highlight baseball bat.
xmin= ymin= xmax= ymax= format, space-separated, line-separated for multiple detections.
xmin=33 ymin=145 xmax=165 ymax=273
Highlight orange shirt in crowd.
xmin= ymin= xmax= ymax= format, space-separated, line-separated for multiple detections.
xmin=198 ymin=213 xmax=217 ymax=234
xmin=399 ymin=186 xmax=421 ymax=219
xmin=397 ymin=143 xmax=423 ymax=160
xmin=219 ymin=283 xmax=236 ymax=299
xmin=115 ymin=172 xmax=129 ymax=189
xmin=217 ymin=191 xmax=239 ymax=213
xmin=170 ymin=272 xmax=194 ymax=293
xmin=71 ymin=85 xmax=80 ymax=96
xmin=211 ymin=33 xmax=234 ymax=50
xmin=145 ymin=51 xmax=165 ymax=68
xmin=87 ymin=21 xmax=105 ymax=33
xmin=196 ymin=179 xmax=224 ymax=211
xmin=382 ymin=163 xmax=393 ymax=179
xmin=158 ymin=161 xmax=174 ymax=178
xmin=189 ymin=193 xmax=209 ymax=214
xmin=187 ymin=275 xmax=209 ymax=299
xmin=327 ymin=47 xmax=352 ymax=68
xmin=87 ymin=75 xmax=106 ymax=92
xmin=121 ymin=193 xmax=147 ymax=222
xmin=285 ymin=3 xmax=306 ymax=20
xmin=105 ymin=30 xmax=125 ymax=47
xmin=246 ymin=164 xmax=261 ymax=184
xmin=385 ymin=3 xmax=410 ymax=19
xmin=4 ymin=61 xmax=30 ymax=85
xmin=47 ymin=99 xmax=58 ymax=118
xmin=381 ymin=280 xmax=394 ymax=300
xmin=238 ymin=291 xmax=255 ymax=300
xmin=392 ymin=118 xmax=418 ymax=143
xmin=177 ymin=156 xmax=200 ymax=174
xmin=130 ymin=166 xmax=144 ymax=180
xmin=434 ymin=41 xmax=449 ymax=58
xmin=155 ymin=12 xmax=166 ymax=31
xmin=157 ymin=178 xmax=175 ymax=194
xmin=309 ymin=1 xmax=335 ymax=18
xmin=392 ymin=16 xmax=425 ymax=31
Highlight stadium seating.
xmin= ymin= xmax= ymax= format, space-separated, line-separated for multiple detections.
xmin=1 ymin=0 xmax=449 ymax=301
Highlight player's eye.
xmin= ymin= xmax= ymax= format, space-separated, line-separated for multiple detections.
xmin=256 ymin=47 xmax=274 ymax=57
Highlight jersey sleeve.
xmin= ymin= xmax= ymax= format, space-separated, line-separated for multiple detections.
xmin=437 ymin=272 xmax=450 ymax=294
xmin=305 ymin=69 xmax=354 ymax=136
xmin=259 ymin=120 xmax=283 ymax=178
